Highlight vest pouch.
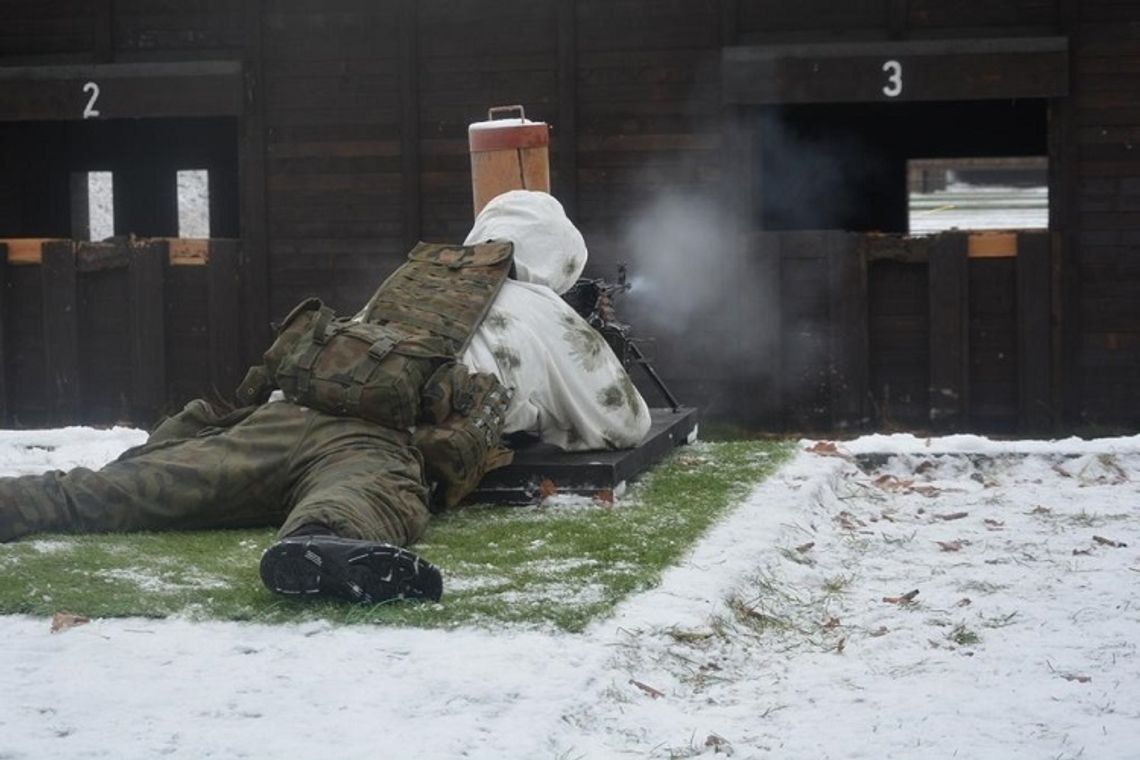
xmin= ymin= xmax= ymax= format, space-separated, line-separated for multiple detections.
xmin=414 ymin=371 xmax=514 ymax=511
xmin=273 ymin=319 xmax=451 ymax=429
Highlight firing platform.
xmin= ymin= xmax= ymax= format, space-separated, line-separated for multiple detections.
xmin=469 ymin=407 xmax=699 ymax=505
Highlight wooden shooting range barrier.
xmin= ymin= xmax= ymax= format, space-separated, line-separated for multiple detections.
xmin=0 ymin=237 xmax=245 ymax=428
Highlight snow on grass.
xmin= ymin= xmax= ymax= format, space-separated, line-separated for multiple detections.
xmin=1 ymin=430 xmax=1138 ymax=758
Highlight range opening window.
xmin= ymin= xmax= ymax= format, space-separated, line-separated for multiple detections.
xmin=177 ymin=169 xmax=210 ymax=238
xmin=908 ymin=157 xmax=1048 ymax=234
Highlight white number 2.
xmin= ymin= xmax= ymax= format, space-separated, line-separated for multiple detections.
xmin=882 ymin=60 xmax=902 ymax=98
xmin=82 ymin=81 xmax=101 ymax=119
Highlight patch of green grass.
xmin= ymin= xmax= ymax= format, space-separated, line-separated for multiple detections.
xmin=947 ymin=623 xmax=981 ymax=647
xmin=0 ymin=440 xmax=792 ymax=631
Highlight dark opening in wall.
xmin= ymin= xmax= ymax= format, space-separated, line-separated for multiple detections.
xmin=0 ymin=117 xmax=238 ymax=239
xmin=754 ymin=99 xmax=1048 ymax=233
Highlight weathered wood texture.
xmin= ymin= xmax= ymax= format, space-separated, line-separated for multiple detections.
xmin=868 ymin=259 xmax=930 ymax=428
xmin=1 ymin=0 xmax=1139 ymax=432
xmin=261 ymin=0 xmax=406 ymax=319
xmin=1070 ymin=1 xmax=1140 ymax=428
xmin=0 ymin=239 xmax=242 ymax=428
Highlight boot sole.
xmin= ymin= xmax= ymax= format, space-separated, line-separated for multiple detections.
xmin=259 ymin=537 xmax=442 ymax=604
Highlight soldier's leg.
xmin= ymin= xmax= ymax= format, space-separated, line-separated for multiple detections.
xmin=0 ymin=402 xmax=304 ymax=543
xmin=280 ymin=415 xmax=431 ymax=544
xmin=260 ymin=415 xmax=440 ymax=602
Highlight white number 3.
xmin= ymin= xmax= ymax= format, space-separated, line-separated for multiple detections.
xmin=82 ymin=81 xmax=101 ymax=119
xmin=882 ymin=60 xmax=903 ymax=98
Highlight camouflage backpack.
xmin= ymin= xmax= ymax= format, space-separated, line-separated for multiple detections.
xmin=236 ymin=240 xmax=517 ymax=507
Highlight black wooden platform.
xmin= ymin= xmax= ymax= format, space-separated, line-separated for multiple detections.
xmin=470 ymin=407 xmax=699 ymax=505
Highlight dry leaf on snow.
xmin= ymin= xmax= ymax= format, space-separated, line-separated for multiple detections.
xmin=629 ymin=679 xmax=665 ymax=699
xmin=1061 ymin=673 xmax=1092 ymax=684
xmin=936 ymin=540 xmax=965 ymax=552
xmin=883 ymin=589 xmax=920 ymax=605
xmin=50 ymin=611 xmax=90 ymax=634
xmin=806 ymin=441 xmax=849 ymax=459
xmin=935 ymin=511 xmax=969 ymax=521
xmin=1093 ymin=535 xmax=1127 ymax=548
xmin=795 ymin=541 xmax=815 ymax=553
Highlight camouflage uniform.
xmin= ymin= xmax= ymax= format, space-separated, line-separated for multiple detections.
xmin=0 ymin=399 xmax=430 ymax=545
xmin=0 ymin=242 xmax=516 ymax=547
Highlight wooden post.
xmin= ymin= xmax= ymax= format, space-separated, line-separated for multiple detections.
xmin=1017 ymin=232 xmax=1053 ymax=433
xmin=399 ymin=0 xmax=422 ymax=248
xmin=41 ymin=241 xmax=80 ymax=425
xmin=928 ymin=232 xmax=968 ymax=430
xmin=1050 ymin=0 xmax=1079 ymax=428
xmin=557 ymin=0 xmax=578 ymax=220
xmin=829 ymin=232 xmax=868 ymax=431
xmin=129 ymin=239 xmax=167 ymax=425
xmin=0 ymin=242 xmax=8 ymax=426
xmin=94 ymin=0 xmax=115 ymax=63
xmin=241 ymin=0 xmax=270 ymax=366
xmin=752 ymin=232 xmax=783 ymax=426
xmin=886 ymin=0 xmax=909 ymax=40
xmin=69 ymin=172 xmax=91 ymax=241
xmin=207 ymin=240 xmax=244 ymax=400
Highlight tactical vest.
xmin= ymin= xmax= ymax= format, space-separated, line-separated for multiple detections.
xmin=240 ymin=241 xmax=514 ymax=430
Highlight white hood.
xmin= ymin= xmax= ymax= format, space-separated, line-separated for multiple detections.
xmin=463 ymin=190 xmax=586 ymax=295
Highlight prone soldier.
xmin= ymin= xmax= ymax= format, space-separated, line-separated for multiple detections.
xmin=0 ymin=191 xmax=651 ymax=604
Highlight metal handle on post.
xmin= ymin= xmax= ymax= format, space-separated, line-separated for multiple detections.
xmin=487 ymin=105 xmax=526 ymax=121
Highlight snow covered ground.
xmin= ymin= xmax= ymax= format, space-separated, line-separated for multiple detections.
xmin=2 ymin=429 xmax=1138 ymax=759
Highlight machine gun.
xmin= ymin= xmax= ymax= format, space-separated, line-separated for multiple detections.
xmin=562 ymin=265 xmax=682 ymax=412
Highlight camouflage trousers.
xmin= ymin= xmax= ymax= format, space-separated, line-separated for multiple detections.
xmin=0 ymin=400 xmax=430 ymax=545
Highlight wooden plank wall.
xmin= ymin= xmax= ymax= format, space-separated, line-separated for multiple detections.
xmin=4 ymin=0 xmax=1140 ymax=432
xmin=575 ymin=0 xmax=721 ymax=268
xmin=0 ymin=239 xmax=242 ymax=427
xmin=1071 ymin=1 xmax=1140 ymax=429
xmin=0 ymin=0 xmax=94 ymax=61
xmin=260 ymin=0 xmax=404 ymax=320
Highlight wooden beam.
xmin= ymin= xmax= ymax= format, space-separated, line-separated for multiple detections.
xmin=129 ymin=240 xmax=167 ymax=425
xmin=41 ymin=241 xmax=80 ymax=425
xmin=928 ymin=233 xmax=968 ymax=430
xmin=241 ymin=0 xmax=270 ymax=367
xmin=70 ymin=172 xmax=91 ymax=241
xmin=556 ymin=0 xmax=578 ymax=220
xmin=0 ymin=242 xmax=8 ymax=426
xmin=830 ymin=233 xmax=868 ymax=431
xmin=94 ymin=0 xmax=115 ymax=64
xmin=721 ymin=0 xmax=739 ymax=47
xmin=886 ymin=0 xmax=908 ymax=41
xmin=0 ymin=62 xmax=243 ymax=121
xmin=0 ymin=239 xmax=64 ymax=265
xmin=723 ymin=37 xmax=1069 ymax=105
xmin=1017 ymin=232 xmax=1052 ymax=434
xmin=399 ymin=0 xmax=422 ymax=248
xmin=207 ymin=240 xmax=244 ymax=401
xmin=1051 ymin=1 xmax=1080 ymax=428
xmin=753 ymin=233 xmax=783 ymax=426
xmin=167 ymin=239 xmax=210 ymax=266
xmin=968 ymin=232 xmax=1017 ymax=259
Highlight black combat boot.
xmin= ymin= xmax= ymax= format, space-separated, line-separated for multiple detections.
xmin=259 ymin=532 xmax=443 ymax=604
